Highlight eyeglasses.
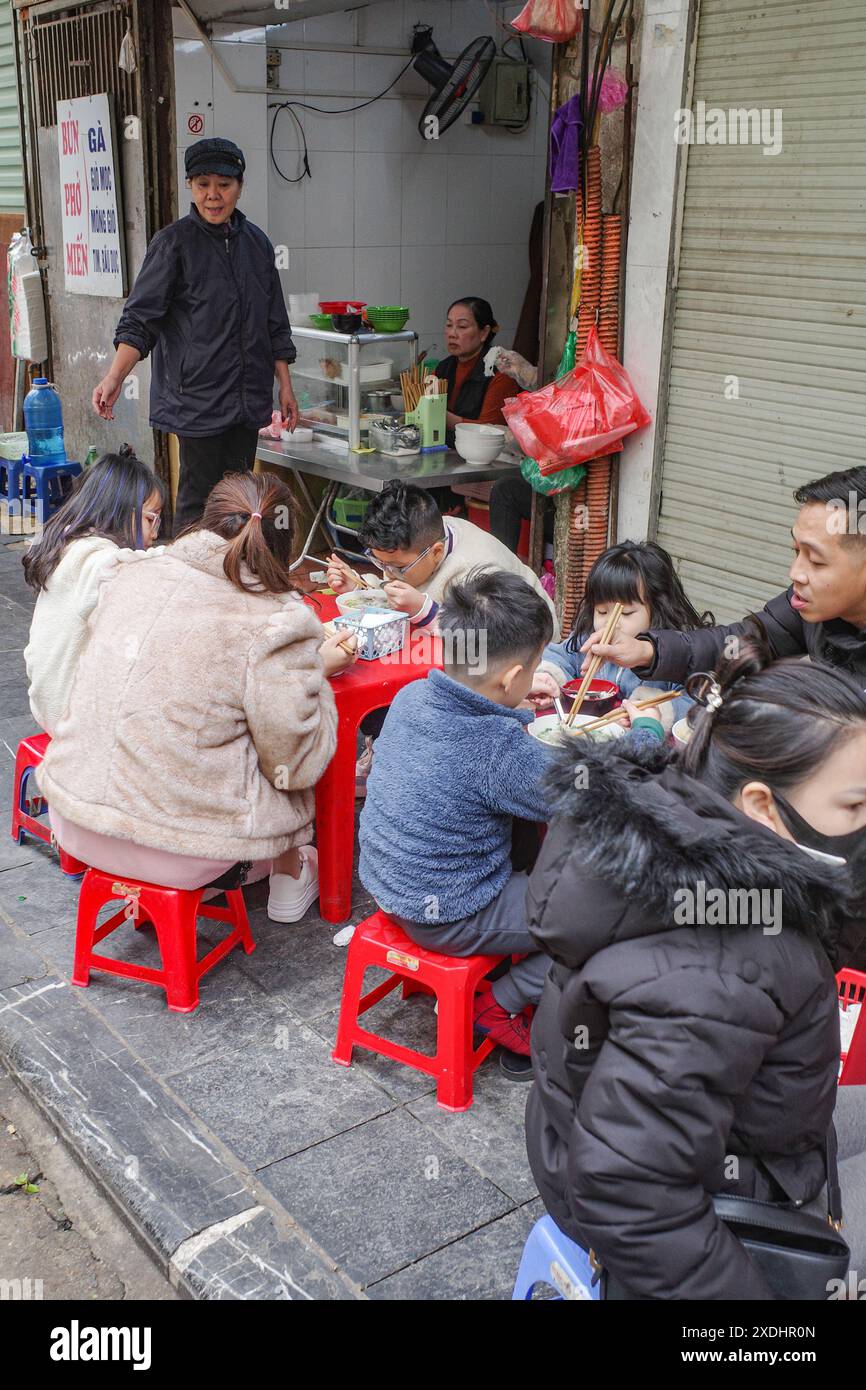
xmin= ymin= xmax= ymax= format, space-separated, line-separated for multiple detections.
xmin=363 ymin=537 xmax=445 ymax=581
xmin=143 ymin=510 xmax=162 ymax=537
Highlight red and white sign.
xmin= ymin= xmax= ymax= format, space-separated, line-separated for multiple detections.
xmin=187 ymin=113 xmax=205 ymax=135
xmin=57 ymin=93 xmax=124 ymax=297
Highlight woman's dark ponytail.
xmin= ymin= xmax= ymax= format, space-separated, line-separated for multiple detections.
xmin=679 ymin=633 xmax=866 ymax=799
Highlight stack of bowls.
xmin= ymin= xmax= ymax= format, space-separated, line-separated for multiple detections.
xmin=365 ymin=306 xmax=410 ymax=332
xmin=453 ymin=422 xmax=507 ymax=465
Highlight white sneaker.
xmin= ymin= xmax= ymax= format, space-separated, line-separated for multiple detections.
xmin=267 ymin=847 xmax=319 ymax=923
xmin=332 ymin=923 xmax=356 ymax=947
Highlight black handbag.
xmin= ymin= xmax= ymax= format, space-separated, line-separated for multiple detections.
xmin=600 ymin=1131 xmax=850 ymax=1301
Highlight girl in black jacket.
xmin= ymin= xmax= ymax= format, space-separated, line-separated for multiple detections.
xmin=525 ymin=642 xmax=866 ymax=1300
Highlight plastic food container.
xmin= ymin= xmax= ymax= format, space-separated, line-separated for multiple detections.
xmin=284 ymin=426 xmax=313 ymax=443
xmin=333 ymin=609 xmax=409 ymax=661
xmin=560 ymin=677 xmax=620 ymax=716
xmin=320 ymin=300 xmax=366 ymax=314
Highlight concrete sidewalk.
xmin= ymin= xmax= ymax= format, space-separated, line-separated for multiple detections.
xmin=0 ymin=534 xmax=539 ymax=1300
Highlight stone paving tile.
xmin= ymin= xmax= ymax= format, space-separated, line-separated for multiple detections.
xmin=236 ymin=906 xmax=352 ymax=1024
xmin=78 ymin=961 xmax=298 ymax=1080
xmin=0 ymin=919 xmax=50 ymax=990
xmin=0 ymin=977 xmax=258 ymax=1257
xmin=171 ymin=1204 xmax=359 ymax=1301
xmin=168 ymin=1013 xmax=394 ymax=1170
xmin=0 ymin=857 xmax=79 ymax=934
xmin=0 ymin=714 xmax=42 ymax=759
xmin=258 ymin=1108 xmax=513 ymax=1287
xmin=309 ymin=993 xmax=443 ymax=1104
xmin=407 ymin=1065 xmax=539 ymax=1204
xmin=368 ymin=1198 xmax=543 ymax=1301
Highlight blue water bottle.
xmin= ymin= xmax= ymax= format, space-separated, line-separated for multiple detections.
xmin=23 ymin=378 xmax=66 ymax=467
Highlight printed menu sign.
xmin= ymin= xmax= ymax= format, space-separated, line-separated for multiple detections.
xmin=57 ymin=93 xmax=125 ymax=297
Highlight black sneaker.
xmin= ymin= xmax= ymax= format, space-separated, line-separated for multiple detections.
xmin=499 ymin=1049 xmax=534 ymax=1081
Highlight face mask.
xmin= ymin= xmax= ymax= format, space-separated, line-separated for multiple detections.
xmin=773 ymin=791 xmax=866 ymax=892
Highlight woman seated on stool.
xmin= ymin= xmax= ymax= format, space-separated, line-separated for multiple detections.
xmin=38 ymin=471 xmax=356 ymax=923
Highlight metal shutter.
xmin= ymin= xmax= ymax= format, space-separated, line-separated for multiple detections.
xmin=655 ymin=0 xmax=866 ymax=622
xmin=0 ymin=2 xmax=24 ymax=214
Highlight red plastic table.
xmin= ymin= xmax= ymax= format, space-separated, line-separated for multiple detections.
xmin=307 ymin=594 xmax=442 ymax=923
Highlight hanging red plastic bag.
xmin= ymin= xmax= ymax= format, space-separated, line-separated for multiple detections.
xmin=502 ymin=328 xmax=651 ymax=473
xmin=511 ymin=0 xmax=582 ymax=44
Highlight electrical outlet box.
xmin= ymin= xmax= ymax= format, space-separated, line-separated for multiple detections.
xmin=478 ymin=60 xmax=531 ymax=126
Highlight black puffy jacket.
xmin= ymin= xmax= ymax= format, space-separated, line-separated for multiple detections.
xmin=114 ymin=206 xmax=295 ymax=437
xmin=639 ymin=587 xmax=866 ymax=684
xmin=525 ymin=735 xmax=862 ymax=1301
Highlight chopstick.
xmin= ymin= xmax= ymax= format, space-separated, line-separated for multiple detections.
xmin=400 ymin=363 xmax=445 ymax=413
xmin=564 ymin=603 xmax=623 ymax=726
xmin=321 ymin=621 xmax=358 ymax=659
xmin=568 ymin=688 xmax=682 ymax=737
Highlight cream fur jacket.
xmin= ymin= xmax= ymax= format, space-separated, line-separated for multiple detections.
xmin=38 ymin=531 xmax=338 ymax=861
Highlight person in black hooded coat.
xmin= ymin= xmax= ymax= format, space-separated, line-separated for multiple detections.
xmin=525 ymin=645 xmax=866 ymax=1300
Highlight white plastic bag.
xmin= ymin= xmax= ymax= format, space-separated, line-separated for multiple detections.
xmin=7 ymin=230 xmax=48 ymax=363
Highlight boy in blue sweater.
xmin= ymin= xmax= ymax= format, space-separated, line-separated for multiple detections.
xmin=359 ymin=567 xmax=557 ymax=1073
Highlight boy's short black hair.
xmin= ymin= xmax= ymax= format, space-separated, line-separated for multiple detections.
xmin=359 ymin=480 xmax=444 ymax=552
xmin=439 ymin=567 xmax=554 ymax=678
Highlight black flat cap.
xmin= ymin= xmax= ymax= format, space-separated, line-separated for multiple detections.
xmin=185 ymin=138 xmax=245 ymax=179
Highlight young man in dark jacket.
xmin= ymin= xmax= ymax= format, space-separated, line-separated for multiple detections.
xmin=582 ymin=466 xmax=866 ymax=684
xmin=92 ymin=138 xmax=297 ymax=531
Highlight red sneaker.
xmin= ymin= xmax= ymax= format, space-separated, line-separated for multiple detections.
xmin=473 ymin=991 xmax=532 ymax=1056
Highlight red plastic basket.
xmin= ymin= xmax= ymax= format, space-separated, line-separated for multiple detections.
xmin=837 ymin=968 xmax=866 ymax=1085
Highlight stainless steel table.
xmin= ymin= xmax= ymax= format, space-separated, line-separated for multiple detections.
xmin=255 ymin=437 xmax=521 ymax=568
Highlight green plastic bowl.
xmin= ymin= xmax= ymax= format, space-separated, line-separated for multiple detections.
xmin=365 ymin=305 xmax=410 ymax=332
xmin=309 ymin=312 xmax=334 ymax=330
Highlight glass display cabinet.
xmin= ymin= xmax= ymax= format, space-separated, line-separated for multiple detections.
xmin=291 ymin=328 xmax=419 ymax=450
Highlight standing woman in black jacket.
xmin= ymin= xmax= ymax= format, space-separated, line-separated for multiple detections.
xmin=92 ymin=138 xmax=298 ymax=532
xmin=526 ymin=642 xmax=866 ymax=1300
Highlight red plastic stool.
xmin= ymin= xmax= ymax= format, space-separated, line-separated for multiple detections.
xmin=838 ymin=968 xmax=866 ymax=1085
xmin=10 ymin=732 xmax=87 ymax=875
xmin=72 ymin=868 xmax=255 ymax=1012
xmin=332 ymin=910 xmax=504 ymax=1111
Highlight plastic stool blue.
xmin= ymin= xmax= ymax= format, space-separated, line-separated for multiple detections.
xmin=20 ymin=458 xmax=81 ymax=524
xmin=0 ymin=456 xmax=25 ymax=517
xmin=512 ymin=1215 xmax=599 ymax=1300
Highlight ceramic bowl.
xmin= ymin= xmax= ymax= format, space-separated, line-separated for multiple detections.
xmin=528 ymin=711 xmax=625 ymax=745
xmin=335 ymin=589 xmax=391 ymax=617
xmin=672 ymin=717 xmax=692 ymax=746
xmin=454 ymin=423 xmax=507 ymax=465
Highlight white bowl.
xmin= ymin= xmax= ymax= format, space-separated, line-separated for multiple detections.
xmin=335 ymin=589 xmax=392 ymax=617
xmin=454 ymin=424 xmax=507 ymax=466
xmin=528 ymin=711 xmax=625 ymax=746
xmin=672 ymin=717 xmax=692 ymax=746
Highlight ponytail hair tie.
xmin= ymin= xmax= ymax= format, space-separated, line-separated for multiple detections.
xmin=686 ymin=670 xmax=723 ymax=714
xmin=250 ymin=511 xmax=262 ymax=520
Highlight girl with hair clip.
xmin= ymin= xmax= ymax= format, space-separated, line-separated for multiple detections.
xmin=23 ymin=447 xmax=166 ymax=737
xmin=39 ymin=471 xmax=356 ymax=923
xmin=527 ymin=539 xmax=711 ymax=728
xmin=525 ymin=637 xmax=866 ymax=1299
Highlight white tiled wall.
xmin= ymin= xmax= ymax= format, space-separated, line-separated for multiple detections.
xmin=174 ymin=2 xmax=550 ymax=359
